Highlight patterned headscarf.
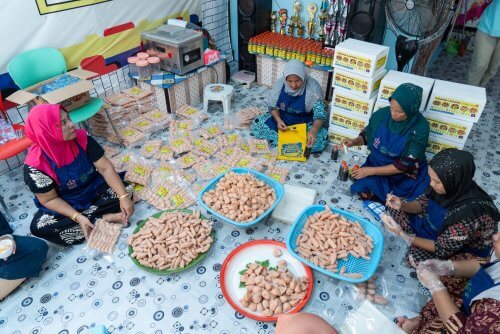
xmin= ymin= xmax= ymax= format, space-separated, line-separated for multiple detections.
xmin=429 ymin=149 xmax=500 ymax=230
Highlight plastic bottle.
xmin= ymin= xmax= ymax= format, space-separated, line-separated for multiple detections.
xmin=136 ymin=60 xmax=150 ymax=80
xmin=0 ymin=118 xmax=15 ymax=141
xmin=148 ymin=57 xmax=162 ymax=75
xmin=127 ymin=56 xmax=139 ymax=77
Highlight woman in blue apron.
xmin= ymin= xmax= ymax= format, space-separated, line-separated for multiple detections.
xmin=384 ymin=149 xmax=499 ymax=266
xmin=251 ymin=59 xmax=329 ymax=153
xmin=344 ymin=83 xmax=430 ymax=202
xmin=395 ymin=232 xmax=500 ymax=333
xmin=23 ymin=104 xmax=134 ymax=245
xmin=0 ymin=211 xmax=48 ymax=300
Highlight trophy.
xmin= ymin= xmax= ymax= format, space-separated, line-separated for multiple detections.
xmin=318 ymin=0 xmax=329 ymax=42
xmin=271 ymin=11 xmax=277 ymax=33
xmin=279 ymin=8 xmax=288 ymax=35
xmin=289 ymin=0 xmax=302 ymax=36
xmin=297 ymin=24 xmax=305 ymax=38
xmin=306 ymin=3 xmax=318 ymax=40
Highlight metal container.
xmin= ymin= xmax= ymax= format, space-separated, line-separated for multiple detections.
xmin=141 ymin=24 xmax=204 ymax=75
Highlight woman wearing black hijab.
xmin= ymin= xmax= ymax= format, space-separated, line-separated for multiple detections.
xmin=383 ymin=148 xmax=499 ymax=266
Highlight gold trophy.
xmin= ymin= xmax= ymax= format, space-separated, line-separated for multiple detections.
xmin=271 ymin=11 xmax=277 ymax=33
xmin=279 ymin=8 xmax=288 ymax=35
xmin=306 ymin=3 xmax=318 ymax=40
xmin=297 ymin=23 xmax=305 ymax=38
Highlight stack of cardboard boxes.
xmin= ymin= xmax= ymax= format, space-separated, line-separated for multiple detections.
xmin=328 ymin=39 xmax=389 ymax=156
xmin=423 ymin=80 xmax=486 ymax=159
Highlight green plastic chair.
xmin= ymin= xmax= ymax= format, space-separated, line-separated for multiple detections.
xmin=7 ymin=48 xmax=103 ymax=125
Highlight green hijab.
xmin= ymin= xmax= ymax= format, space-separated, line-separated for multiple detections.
xmin=365 ymin=83 xmax=429 ymax=161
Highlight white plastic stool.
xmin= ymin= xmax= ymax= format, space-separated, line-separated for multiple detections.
xmin=203 ymin=84 xmax=234 ymax=115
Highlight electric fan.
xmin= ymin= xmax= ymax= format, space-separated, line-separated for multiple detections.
xmin=385 ymin=0 xmax=456 ymax=71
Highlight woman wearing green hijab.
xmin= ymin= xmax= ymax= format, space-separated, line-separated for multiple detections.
xmin=343 ymin=83 xmax=430 ymax=202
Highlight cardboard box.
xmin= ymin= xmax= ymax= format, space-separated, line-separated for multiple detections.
xmin=424 ymin=112 xmax=473 ymax=145
xmin=426 ymin=135 xmax=464 ymax=159
xmin=330 ymin=106 xmax=370 ymax=133
xmin=374 ymin=99 xmax=390 ymax=112
xmin=7 ymin=69 xmax=96 ymax=112
xmin=333 ymin=67 xmax=386 ymax=99
xmin=328 ymin=125 xmax=369 ymax=156
xmin=377 ymin=70 xmax=435 ymax=111
xmin=333 ymin=38 xmax=389 ymax=78
xmin=425 ymin=79 xmax=486 ymax=123
xmin=332 ymin=87 xmax=375 ymax=119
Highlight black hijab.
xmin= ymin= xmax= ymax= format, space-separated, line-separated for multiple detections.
xmin=428 ymin=149 xmax=500 ymax=231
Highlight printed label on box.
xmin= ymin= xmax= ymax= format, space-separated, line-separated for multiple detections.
xmin=333 ymin=94 xmax=371 ymax=115
xmin=426 ymin=138 xmax=460 ymax=155
xmin=427 ymin=115 xmax=469 ymax=139
xmin=334 ymin=51 xmax=372 ymax=73
xmin=379 ymin=84 xmax=397 ymax=100
xmin=331 ymin=113 xmax=367 ymax=132
xmin=429 ymin=96 xmax=480 ymax=119
xmin=334 ymin=73 xmax=369 ymax=93
xmin=376 ymin=55 xmax=387 ymax=70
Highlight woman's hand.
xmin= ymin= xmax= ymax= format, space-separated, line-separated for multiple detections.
xmin=76 ymin=215 xmax=94 ymax=240
xmin=351 ymin=167 xmax=372 ymax=179
xmin=380 ymin=213 xmax=414 ymax=245
xmin=386 ymin=194 xmax=402 ymax=210
xmin=277 ymin=119 xmax=287 ymax=131
xmin=0 ymin=235 xmax=16 ymax=261
xmin=417 ymin=264 xmax=446 ymax=294
xmin=120 ymin=197 xmax=135 ymax=221
xmin=342 ymin=138 xmax=355 ymax=147
xmin=419 ymin=259 xmax=454 ymax=276
xmin=307 ymin=129 xmax=317 ymax=147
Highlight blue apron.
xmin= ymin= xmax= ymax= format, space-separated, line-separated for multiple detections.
xmin=265 ymin=84 xmax=312 ymax=130
xmin=35 ymin=145 xmax=105 ymax=214
xmin=409 ymin=199 xmax=446 ymax=239
xmin=351 ymin=115 xmax=430 ymax=201
xmin=461 ymin=259 xmax=500 ymax=315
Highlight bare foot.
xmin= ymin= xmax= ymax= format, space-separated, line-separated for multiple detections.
xmin=102 ymin=213 xmax=128 ymax=226
xmin=396 ymin=316 xmax=420 ymax=333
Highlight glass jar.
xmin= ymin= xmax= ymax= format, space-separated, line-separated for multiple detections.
xmin=136 ymin=59 xmax=150 ymax=80
xmin=127 ymin=56 xmax=139 ymax=77
xmin=148 ymin=57 xmax=161 ymax=75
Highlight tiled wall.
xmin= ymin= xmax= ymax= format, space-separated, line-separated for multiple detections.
xmin=201 ymin=0 xmax=234 ymax=62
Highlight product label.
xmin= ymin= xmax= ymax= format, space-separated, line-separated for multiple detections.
xmin=281 ymin=143 xmax=303 ymax=157
xmin=156 ymin=186 xmax=169 ymax=198
xmin=134 ymin=184 xmax=144 ymax=191
xmin=122 ymin=129 xmax=135 ymax=137
xmin=159 ymin=166 xmax=172 ymax=172
xmin=376 ymin=55 xmax=387 ymax=70
xmin=256 ymin=143 xmax=266 ymax=150
xmin=426 ymin=138 xmax=459 ymax=154
xmin=200 ymin=146 xmax=213 ymax=154
xmin=429 ymin=96 xmax=480 ymax=119
xmin=330 ymin=113 xmax=367 ymax=132
xmin=193 ymin=139 xmax=202 ymax=146
xmin=236 ymin=159 xmax=249 ymax=167
xmin=151 ymin=112 xmax=163 ymax=118
xmin=178 ymin=122 xmax=188 ymax=129
xmin=122 ymin=155 xmax=131 ymax=163
xmin=334 ymin=72 xmax=369 ymax=93
xmin=137 ymin=121 xmax=149 ymax=127
xmin=426 ymin=115 xmax=468 ymax=139
xmin=240 ymin=144 xmax=250 ymax=152
xmin=183 ymin=156 xmax=194 ymax=164
xmin=263 ymin=153 xmax=275 ymax=161
xmin=186 ymin=108 xmax=197 ymax=115
xmin=227 ymin=134 xmax=238 ymax=142
xmin=216 ymin=166 xmax=229 ymax=174
xmin=171 ymin=194 xmax=185 ymax=207
xmin=334 ymin=93 xmax=372 ymax=115
xmin=160 ymin=147 xmax=171 ymax=154
xmin=173 ymin=139 xmax=184 ymax=147
xmin=129 ymin=87 xmax=143 ymax=95
xmin=373 ymin=78 xmax=382 ymax=91
xmin=334 ymin=51 xmax=372 ymax=73
xmin=328 ymin=132 xmax=350 ymax=145
xmin=269 ymin=173 xmax=281 ymax=182
xmin=133 ymin=166 xmax=146 ymax=176
xmin=208 ymin=126 xmax=218 ymax=135
xmin=145 ymin=145 xmax=155 ymax=152
xmin=379 ymin=84 xmax=397 ymax=100
xmin=223 ymin=148 xmax=234 ymax=156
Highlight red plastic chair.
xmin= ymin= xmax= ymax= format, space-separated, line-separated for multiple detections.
xmin=80 ymin=55 xmax=118 ymax=78
xmin=0 ymin=92 xmax=31 ymax=161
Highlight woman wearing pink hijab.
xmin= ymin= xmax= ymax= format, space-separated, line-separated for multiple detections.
xmin=23 ymin=104 xmax=134 ymax=245
xmin=276 ymin=313 xmax=339 ymax=334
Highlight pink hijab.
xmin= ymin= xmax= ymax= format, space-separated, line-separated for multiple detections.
xmin=24 ymin=104 xmax=88 ymax=184
xmin=276 ymin=313 xmax=339 ymax=334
